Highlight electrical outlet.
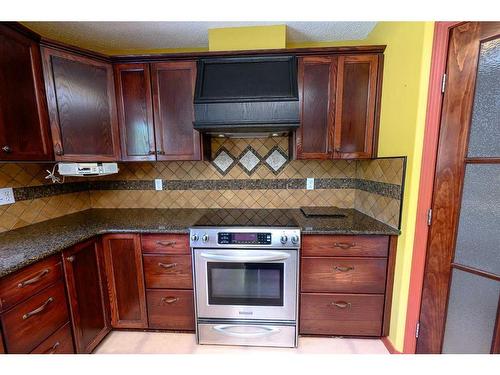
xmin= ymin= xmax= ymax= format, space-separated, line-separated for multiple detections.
xmin=0 ymin=187 xmax=15 ymax=205
xmin=154 ymin=179 xmax=163 ymax=191
xmin=306 ymin=178 xmax=315 ymax=190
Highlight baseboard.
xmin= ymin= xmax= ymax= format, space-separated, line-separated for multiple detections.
xmin=381 ymin=336 xmax=402 ymax=354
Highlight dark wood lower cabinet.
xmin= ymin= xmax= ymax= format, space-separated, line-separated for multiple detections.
xmin=146 ymin=289 xmax=195 ymax=331
xmin=102 ymin=234 xmax=148 ymax=329
xmin=30 ymin=322 xmax=74 ymax=354
xmin=63 ymin=237 xmax=111 ymax=353
xmin=0 ymin=328 xmax=4 ymax=353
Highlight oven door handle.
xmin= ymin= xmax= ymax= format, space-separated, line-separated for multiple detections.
xmin=213 ymin=325 xmax=280 ymax=338
xmin=199 ymin=251 xmax=290 ymax=262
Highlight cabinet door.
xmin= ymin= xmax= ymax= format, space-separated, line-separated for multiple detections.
xmin=63 ymin=238 xmax=111 ymax=353
xmin=151 ymin=61 xmax=201 ymax=160
xmin=114 ymin=63 xmax=156 ymax=161
xmin=41 ymin=47 xmax=120 ymax=161
xmin=333 ymin=54 xmax=379 ymax=159
xmin=0 ymin=25 xmax=52 ymax=161
xmin=102 ymin=234 xmax=148 ymax=329
xmin=296 ymin=56 xmax=336 ymax=159
xmin=0 ymin=327 xmax=5 ymax=354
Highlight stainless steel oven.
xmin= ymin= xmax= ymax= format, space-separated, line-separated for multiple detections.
xmin=190 ymin=227 xmax=300 ymax=348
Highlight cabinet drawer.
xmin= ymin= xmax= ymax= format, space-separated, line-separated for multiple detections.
xmin=30 ymin=321 xmax=74 ymax=354
xmin=141 ymin=234 xmax=189 ymax=254
xmin=302 ymin=235 xmax=389 ymax=257
xmin=0 ymin=256 xmax=63 ymax=312
xmin=143 ymin=254 xmax=192 ymax=289
xmin=300 ymin=293 xmax=384 ymax=336
xmin=301 ymin=257 xmax=387 ymax=293
xmin=146 ymin=289 xmax=195 ymax=331
xmin=1 ymin=280 xmax=69 ymax=353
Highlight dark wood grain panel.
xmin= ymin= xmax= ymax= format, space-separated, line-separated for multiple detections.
xmin=146 ymin=289 xmax=195 ymax=331
xmin=382 ymin=236 xmax=398 ymax=336
xmin=1 ymin=280 xmax=69 ymax=353
xmin=334 ymin=54 xmax=378 ymax=159
xmin=151 ymin=61 xmax=201 ymax=160
xmin=301 ymin=235 xmax=389 ymax=257
xmin=0 ymin=327 xmax=4 ymax=354
xmin=114 ymin=63 xmax=156 ymax=161
xmin=41 ymin=47 xmax=120 ymax=161
xmin=141 ymin=234 xmax=190 ymax=254
xmin=0 ymin=255 xmax=62 ymax=312
xmin=296 ymin=56 xmax=335 ymax=159
xmin=300 ymin=292 xmax=384 ymax=336
xmin=301 ymin=257 xmax=387 ymax=294
xmin=0 ymin=24 xmax=52 ymax=161
xmin=143 ymin=254 xmax=192 ymax=290
xmin=102 ymin=234 xmax=148 ymax=329
xmin=30 ymin=321 xmax=74 ymax=354
xmin=63 ymin=238 xmax=111 ymax=353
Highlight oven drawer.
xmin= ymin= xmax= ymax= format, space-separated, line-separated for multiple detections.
xmin=0 ymin=255 xmax=63 ymax=312
xmin=198 ymin=323 xmax=296 ymax=348
xmin=301 ymin=235 xmax=389 ymax=257
xmin=1 ymin=280 xmax=69 ymax=353
xmin=141 ymin=234 xmax=189 ymax=254
xmin=143 ymin=254 xmax=193 ymax=289
xmin=30 ymin=321 xmax=74 ymax=354
xmin=300 ymin=293 xmax=384 ymax=336
xmin=146 ymin=289 xmax=195 ymax=331
xmin=301 ymin=257 xmax=387 ymax=294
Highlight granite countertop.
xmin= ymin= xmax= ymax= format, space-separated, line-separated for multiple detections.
xmin=0 ymin=208 xmax=399 ymax=278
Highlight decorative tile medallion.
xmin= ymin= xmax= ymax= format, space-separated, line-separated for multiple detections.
xmin=237 ymin=146 xmax=262 ymax=175
xmin=211 ymin=147 xmax=236 ymax=175
xmin=263 ymin=147 xmax=289 ymax=174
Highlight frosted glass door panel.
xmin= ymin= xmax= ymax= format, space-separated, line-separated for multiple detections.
xmin=467 ymin=38 xmax=500 ymax=157
xmin=454 ymin=164 xmax=500 ymax=275
xmin=442 ymin=269 xmax=499 ymax=353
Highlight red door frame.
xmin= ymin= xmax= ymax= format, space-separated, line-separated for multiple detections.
xmin=403 ymin=21 xmax=463 ymax=354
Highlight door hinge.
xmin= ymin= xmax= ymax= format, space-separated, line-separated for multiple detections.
xmin=427 ymin=208 xmax=433 ymax=226
xmin=416 ymin=322 xmax=420 ymax=338
xmin=441 ymin=73 xmax=447 ymax=93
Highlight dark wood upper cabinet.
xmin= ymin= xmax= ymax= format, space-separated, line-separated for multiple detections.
xmin=0 ymin=24 xmax=53 ymax=161
xmin=62 ymin=238 xmax=111 ymax=354
xmin=151 ymin=61 xmax=201 ymax=161
xmin=114 ymin=63 xmax=156 ymax=161
xmin=41 ymin=47 xmax=121 ymax=161
xmin=296 ymin=54 xmax=381 ymax=160
xmin=102 ymin=234 xmax=148 ymax=329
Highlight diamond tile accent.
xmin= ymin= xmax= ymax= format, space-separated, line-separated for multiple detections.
xmin=211 ymin=147 xmax=236 ymax=175
xmin=264 ymin=147 xmax=289 ymax=174
xmin=238 ymin=146 xmax=262 ymax=175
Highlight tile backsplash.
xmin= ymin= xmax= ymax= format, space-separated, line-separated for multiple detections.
xmin=0 ymin=137 xmax=405 ymax=233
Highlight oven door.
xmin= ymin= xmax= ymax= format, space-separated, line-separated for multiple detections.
xmin=193 ymin=249 xmax=297 ymax=321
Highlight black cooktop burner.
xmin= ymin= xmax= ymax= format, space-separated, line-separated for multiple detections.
xmin=194 ymin=209 xmax=298 ymax=227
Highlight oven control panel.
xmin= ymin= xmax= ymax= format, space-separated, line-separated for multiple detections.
xmin=218 ymin=232 xmax=272 ymax=245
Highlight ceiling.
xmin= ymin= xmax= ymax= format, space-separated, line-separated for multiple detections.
xmin=22 ymin=21 xmax=377 ymax=55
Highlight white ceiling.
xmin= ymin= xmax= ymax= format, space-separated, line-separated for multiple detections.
xmin=22 ymin=21 xmax=377 ymax=54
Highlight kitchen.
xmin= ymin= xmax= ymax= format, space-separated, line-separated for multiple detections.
xmin=0 ymin=4 xmax=499 ymax=371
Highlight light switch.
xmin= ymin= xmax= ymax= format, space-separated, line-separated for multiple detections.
xmin=306 ymin=178 xmax=315 ymax=190
xmin=0 ymin=187 xmax=15 ymax=205
xmin=155 ymin=179 xmax=163 ymax=191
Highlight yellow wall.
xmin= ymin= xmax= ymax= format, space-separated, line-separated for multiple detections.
xmin=209 ymin=25 xmax=287 ymax=51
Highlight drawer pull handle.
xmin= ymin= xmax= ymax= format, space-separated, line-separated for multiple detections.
xmin=44 ymin=341 xmax=60 ymax=354
xmin=333 ymin=242 xmax=356 ymax=249
xmin=156 ymin=240 xmax=176 ymax=247
xmin=158 ymin=262 xmax=177 ymax=269
xmin=17 ymin=269 xmax=50 ymax=288
xmin=22 ymin=297 xmax=54 ymax=320
xmin=334 ymin=266 xmax=354 ymax=272
xmin=161 ymin=297 xmax=179 ymax=304
xmin=331 ymin=301 xmax=352 ymax=309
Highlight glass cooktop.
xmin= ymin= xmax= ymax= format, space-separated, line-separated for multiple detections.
xmin=193 ymin=209 xmax=298 ymax=227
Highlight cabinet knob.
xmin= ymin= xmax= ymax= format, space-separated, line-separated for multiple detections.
xmin=2 ymin=145 xmax=12 ymax=153
xmin=156 ymin=150 xmax=165 ymax=155
xmin=66 ymin=256 xmax=75 ymax=262
xmin=54 ymin=144 xmax=64 ymax=156
xmin=148 ymin=150 xmax=156 ymax=155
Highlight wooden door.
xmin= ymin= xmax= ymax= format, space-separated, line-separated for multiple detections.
xmin=296 ymin=56 xmax=336 ymax=159
xmin=114 ymin=63 xmax=156 ymax=161
xmin=417 ymin=22 xmax=500 ymax=354
xmin=333 ymin=54 xmax=379 ymax=159
xmin=151 ymin=61 xmax=201 ymax=160
xmin=63 ymin=238 xmax=111 ymax=353
xmin=102 ymin=234 xmax=148 ymax=328
xmin=0 ymin=24 xmax=52 ymax=161
xmin=41 ymin=47 xmax=120 ymax=161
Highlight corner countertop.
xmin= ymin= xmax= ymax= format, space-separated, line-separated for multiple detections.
xmin=0 ymin=208 xmax=399 ymax=278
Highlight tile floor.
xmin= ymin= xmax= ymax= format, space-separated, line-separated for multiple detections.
xmin=95 ymin=331 xmax=389 ymax=354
